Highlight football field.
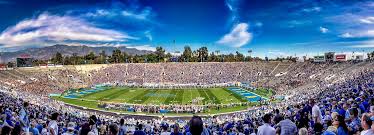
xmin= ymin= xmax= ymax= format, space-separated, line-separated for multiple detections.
xmin=54 ymin=86 xmax=271 ymax=115
xmin=62 ymin=87 xmax=249 ymax=105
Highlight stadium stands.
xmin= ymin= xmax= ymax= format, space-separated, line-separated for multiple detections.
xmin=0 ymin=61 xmax=373 ymax=135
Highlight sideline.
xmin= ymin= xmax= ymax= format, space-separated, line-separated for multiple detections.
xmin=61 ymin=101 xmax=257 ymax=118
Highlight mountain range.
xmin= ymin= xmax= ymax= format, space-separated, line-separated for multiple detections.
xmin=0 ymin=44 xmax=153 ymax=63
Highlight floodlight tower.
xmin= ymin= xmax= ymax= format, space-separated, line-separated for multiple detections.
xmin=248 ymin=50 xmax=252 ymax=61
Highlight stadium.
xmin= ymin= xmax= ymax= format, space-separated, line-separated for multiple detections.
xmin=0 ymin=0 xmax=374 ymax=135
xmin=1 ymin=59 xmax=373 ymax=134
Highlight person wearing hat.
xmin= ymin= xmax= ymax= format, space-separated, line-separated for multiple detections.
xmin=62 ymin=122 xmax=76 ymax=135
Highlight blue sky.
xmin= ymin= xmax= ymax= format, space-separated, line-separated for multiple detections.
xmin=0 ymin=0 xmax=373 ymax=58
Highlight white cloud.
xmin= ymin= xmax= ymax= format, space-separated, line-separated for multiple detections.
xmin=302 ymin=7 xmax=321 ymax=12
xmin=287 ymin=20 xmax=312 ymax=28
xmin=225 ymin=0 xmax=233 ymax=11
xmin=319 ymin=26 xmax=329 ymax=33
xmin=144 ymin=31 xmax=152 ymax=41
xmin=339 ymin=30 xmax=374 ymax=38
xmin=367 ymin=30 xmax=374 ymax=36
xmin=225 ymin=0 xmax=242 ymax=24
xmin=267 ymin=50 xmax=289 ymax=58
xmin=85 ymin=7 xmax=154 ymax=22
xmin=348 ymin=40 xmax=374 ymax=48
xmin=340 ymin=33 xmax=354 ymax=38
xmin=64 ymin=43 xmax=156 ymax=51
xmin=122 ymin=8 xmax=152 ymax=20
xmin=349 ymin=44 xmax=374 ymax=48
xmin=359 ymin=16 xmax=374 ymax=24
xmin=217 ymin=23 xmax=252 ymax=48
xmin=126 ymin=45 xmax=156 ymax=51
xmin=85 ymin=9 xmax=112 ymax=17
xmin=0 ymin=13 xmax=136 ymax=48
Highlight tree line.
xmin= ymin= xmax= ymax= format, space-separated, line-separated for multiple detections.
xmin=31 ymin=46 xmax=266 ymax=65
xmin=31 ymin=46 xmax=374 ymax=66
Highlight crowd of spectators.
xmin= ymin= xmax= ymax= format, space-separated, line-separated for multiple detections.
xmin=0 ymin=61 xmax=373 ymax=135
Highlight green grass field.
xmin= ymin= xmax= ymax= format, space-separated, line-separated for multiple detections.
xmin=53 ymin=87 xmax=270 ymax=116
xmin=64 ymin=87 xmax=248 ymax=105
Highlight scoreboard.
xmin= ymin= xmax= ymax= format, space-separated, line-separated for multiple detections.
xmin=16 ymin=54 xmax=33 ymax=67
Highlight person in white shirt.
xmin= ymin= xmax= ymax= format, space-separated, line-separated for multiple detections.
xmin=48 ymin=112 xmax=59 ymax=135
xmin=119 ymin=119 xmax=127 ymax=135
xmin=360 ymin=113 xmax=373 ymax=135
xmin=310 ymin=99 xmax=323 ymax=124
xmin=257 ymin=113 xmax=276 ymax=135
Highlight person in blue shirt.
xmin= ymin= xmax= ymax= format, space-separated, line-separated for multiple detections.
xmin=19 ymin=102 xmax=30 ymax=133
xmin=134 ymin=124 xmax=146 ymax=135
xmin=30 ymin=121 xmax=40 ymax=135
xmin=36 ymin=122 xmax=43 ymax=133
xmin=347 ymin=108 xmax=360 ymax=134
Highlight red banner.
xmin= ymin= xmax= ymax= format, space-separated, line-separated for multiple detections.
xmin=335 ymin=55 xmax=346 ymax=60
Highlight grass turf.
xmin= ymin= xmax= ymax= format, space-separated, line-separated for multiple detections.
xmin=71 ymin=87 xmax=246 ymax=105
xmin=54 ymin=87 xmax=269 ymax=115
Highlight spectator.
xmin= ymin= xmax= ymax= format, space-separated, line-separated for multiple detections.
xmin=171 ymin=123 xmax=183 ymax=135
xmin=11 ymin=124 xmax=22 ymax=135
xmin=19 ymin=102 xmax=30 ymax=133
xmin=118 ymin=118 xmax=127 ymax=135
xmin=48 ymin=112 xmax=59 ymax=135
xmin=161 ymin=124 xmax=170 ymax=135
xmin=348 ymin=108 xmax=361 ymax=134
xmin=1 ymin=126 xmax=12 ymax=135
xmin=108 ymin=124 xmax=119 ymax=135
xmin=298 ymin=128 xmax=308 ymax=135
xmin=62 ymin=122 xmax=76 ymax=135
xmin=360 ymin=113 xmax=373 ymax=135
xmin=336 ymin=115 xmax=348 ymax=135
xmin=311 ymin=99 xmax=323 ymax=124
xmin=188 ymin=116 xmax=204 ymax=135
xmin=133 ymin=124 xmax=146 ymax=135
xmin=257 ymin=113 xmax=276 ymax=135
xmin=275 ymin=114 xmax=297 ymax=135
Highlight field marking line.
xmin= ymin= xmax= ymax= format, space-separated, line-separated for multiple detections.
xmin=180 ymin=89 xmax=185 ymax=104
xmin=202 ymin=89 xmax=211 ymax=101
xmin=190 ymin=88 xmax=193 ymax=102
xmin=170 ymin=89 xmax=177 ymax=103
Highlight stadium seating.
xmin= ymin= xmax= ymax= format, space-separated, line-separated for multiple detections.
xmin=0 ymin=61 xmax=373 ymax=135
